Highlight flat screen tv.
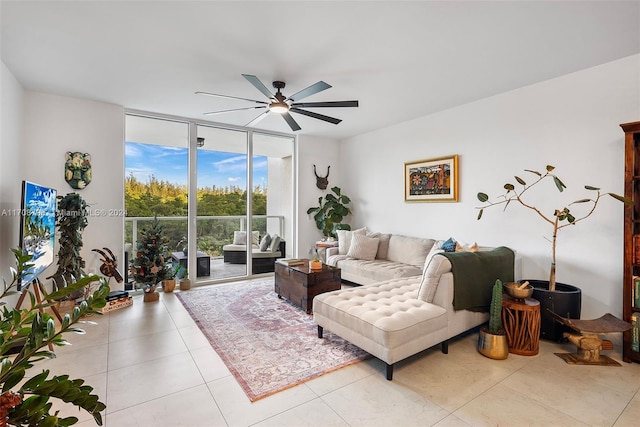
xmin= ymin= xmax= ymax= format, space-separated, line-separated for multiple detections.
xmin=19 ymin=181 xmax=57 ymax=290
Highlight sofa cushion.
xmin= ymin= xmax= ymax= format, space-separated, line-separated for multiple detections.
xmin=417 ymin=254 xmax=452 ymax=303
xmin=233 ymin=231 xmax=247 ymax=245
xmin=259 ymin=233 xmax=272 ymax=251
xmin=367 ymin=231 xmax=392 ymax=259
xmin=386 ymin=235 xmax=435 ymax=267
xmin=337 ymin=227 xmax=366 ymax=255
xmin=269 ymin=234 xmax=281 ymax=253
xmin=313 ymin=278 xmax=447 ymax=350
xmin=347 ymin=234 xmax=380 ymax=261
xmin=232 ymin=230 xmax=260 ymax=247
xmin=335 ymin=258 xmax=422 ymax=283
xmin=222 ymin=244 xmax=248 ymax=251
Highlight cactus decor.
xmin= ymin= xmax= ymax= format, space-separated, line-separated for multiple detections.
xmin=488 ymin=279 xmax=504 ymax=334
xmin=478 ymin=279 xmax=509 ymax=360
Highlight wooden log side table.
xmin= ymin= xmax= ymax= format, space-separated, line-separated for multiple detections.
xmin=502 ymin=296 xmax=541 ymax=356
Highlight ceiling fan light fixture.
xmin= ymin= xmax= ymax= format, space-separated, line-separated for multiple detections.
xmin=269 ymin=102 xmax=289 ymax=114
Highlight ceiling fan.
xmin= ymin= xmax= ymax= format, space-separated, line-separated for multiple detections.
xmin=196 ymin=74 xmax=359 ymax=131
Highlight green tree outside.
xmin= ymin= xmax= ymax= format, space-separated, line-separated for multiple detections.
xmin=124 ymin=175 xmax=267 ymax=257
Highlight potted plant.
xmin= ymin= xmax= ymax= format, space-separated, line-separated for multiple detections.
xmin=177 ymin=265 xmax=191 ymax=290
xmin=1 ymin=249 xmax=108 ymax=425
xmin=306 ymin=186 xmax=352 ymax=239
xmin=478 ymin=279 xmax=509 ymax=359
xmin=47 ymin=192 xmax=89 ymax=300
xmin=161 ymin=264 xmax=177 ymax=293
xmin=129 ymin=216 xmax=170 ymax=302
xmin=476 ymin=164 xmax=632 ymax=340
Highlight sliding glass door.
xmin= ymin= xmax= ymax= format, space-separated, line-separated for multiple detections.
xmin=195 ymin=125 xmax=248 ymax=280
xmin=124 ymin=114 xmax=189 ymax=287
xmin=125 ymin=112 xmax=295 ymax=288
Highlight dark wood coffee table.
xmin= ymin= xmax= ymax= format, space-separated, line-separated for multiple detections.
xmin=274 ymin=260 xmax=341 ymax=314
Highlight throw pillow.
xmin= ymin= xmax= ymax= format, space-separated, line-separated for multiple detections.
xmin=251 ymin=230 xmax=260 ymax=247
xmin=386 ymin=235 xmax=435 ymax=267
xmin=417 ymin=254 xmax=452 ymax=303
xmin=269 ymin=234 xmax=281 ymax=253
xmin=367 ymin=231 xmax=392 ymax=259
xmin=259 ymin=233 xmax=272 ymax=251
xmin=347 ymin=234 xmax=380 ymax=261
xmin=441 ymin=237 xmax=457 ymax=252
xmin=233 ymin=231 xmax=247 ymax=245
xmin=456 ymin=241 xmax=479 ymax=252
xmin=337 ymin=227 xmax=366 ymax=255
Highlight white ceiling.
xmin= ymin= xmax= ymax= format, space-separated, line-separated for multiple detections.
xmin=2 ymin=1 xmax=639 ymax=140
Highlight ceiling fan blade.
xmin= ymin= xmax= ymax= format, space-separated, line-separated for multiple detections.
xmin=290 ymin=107 xmax=342 ymax=125
xmin=286 ymin=81 xmax=331 ymax=102
xmin=281 ymin=112 xmax=301 ymax=131
xmin=246 ymin=110 xmax=270 ymax=127
xmin=195 ymin=91 xmax=267 ymax=104
xmin=203 ymin=106 xmax=266 ymax=116
xmin=291 ymin=100 xmax=359 ymax=108
xmin=242 ymin=74 xmax=275 ymax=100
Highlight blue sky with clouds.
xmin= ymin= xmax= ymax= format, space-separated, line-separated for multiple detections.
xmin=125 ymin=142 xmax=267 ymax=189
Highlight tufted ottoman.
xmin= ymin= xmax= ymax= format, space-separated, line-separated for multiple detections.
xmin=313 ymin=277 xmax=450 ymax=380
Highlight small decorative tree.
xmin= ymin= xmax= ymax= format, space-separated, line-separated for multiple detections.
xmin=47 ymin=192 xmax=88 ymax=299
xmin=130 ymin=216 xmax=170 ymax=292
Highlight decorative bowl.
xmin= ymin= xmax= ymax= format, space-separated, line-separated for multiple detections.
xmin=503 ymin=281 xmax=533 ymax=300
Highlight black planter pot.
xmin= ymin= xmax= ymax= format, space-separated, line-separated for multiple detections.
xmin=522 ymin=280 xmax=582 ymax=342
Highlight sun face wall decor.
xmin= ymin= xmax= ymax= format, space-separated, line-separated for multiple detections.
xmin=65 ymin=151 xmax=92 ymax=189
xmin=404 ymin=155 xmax=458 ymax=202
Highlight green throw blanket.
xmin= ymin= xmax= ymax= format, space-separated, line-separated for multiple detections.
xmin=438 ymin=246 xmax=515 ymax=312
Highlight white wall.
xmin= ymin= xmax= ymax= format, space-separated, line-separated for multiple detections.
xmin=21 ymin=92 xmax=125 ymax=289
xmin=340 ymin=55 xmax=640 ymax=320
xmin=297 ymin=135 xmax=341 ymax=258
xmin=0 ymin=61 xmax=24 ymax=297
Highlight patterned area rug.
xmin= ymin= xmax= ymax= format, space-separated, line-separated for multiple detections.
xmin=176 ymin=278 xmax=370 ymax=401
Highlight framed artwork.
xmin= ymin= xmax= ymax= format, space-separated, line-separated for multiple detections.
xmin=404 ymin=155 xmax=458 ymax=202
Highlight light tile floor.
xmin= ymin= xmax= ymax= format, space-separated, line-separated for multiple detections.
xmin=38 ymin=285 xmax=640 ymax=427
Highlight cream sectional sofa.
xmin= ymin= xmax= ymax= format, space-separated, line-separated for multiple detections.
xmin=326 ymin=230 xmax=438 ymax=285
xmin=315 ymin=232 xmax=515 ymax=380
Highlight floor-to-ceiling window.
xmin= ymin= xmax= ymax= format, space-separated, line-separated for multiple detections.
xmin=124 ymin=112 xmax=294 ymax=288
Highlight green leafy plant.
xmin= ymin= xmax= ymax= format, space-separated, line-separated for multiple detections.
xmin=174 ymin=264 xmax=186 ymax=280
xmin=476 ymin=165 xmax=632 ymax=291
xmin=488 ymin=279 xmax=503 ymax=334
xmin=306 ymin=186 xmax=352 ymax=238
xmin=1 ymin=249 xmax=109 ymax=426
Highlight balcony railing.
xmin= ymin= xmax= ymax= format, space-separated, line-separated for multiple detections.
xmin=125 ymin=215 xmax=285 ymax=259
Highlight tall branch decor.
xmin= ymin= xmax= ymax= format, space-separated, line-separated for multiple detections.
xmin=476 ymin=165 xmax=632 ymax=291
